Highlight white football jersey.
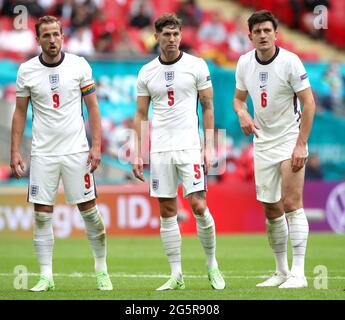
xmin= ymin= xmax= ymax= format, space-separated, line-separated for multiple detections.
xmin=236 ymin=47 xmax=311 ymax=151
xmin=16 ymin=52 xmax=95 ymax=156
xmin=137 ymin=52 xmax=212 ymax=153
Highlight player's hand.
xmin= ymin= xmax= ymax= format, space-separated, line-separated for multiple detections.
xmin=203 ymin=147 xmax=212 ymax=175
xmin=87 ymin=147 xmax=101 ymax=173
xmin=291 ymin=144 xmax=308 ymax=172
xmin=238 ymin=110 xmax=259 ymax=138
xmin=133 ymin=157 xmax=145 ymax=182
xmin=10 ymin=151 xmax=26 ymax=179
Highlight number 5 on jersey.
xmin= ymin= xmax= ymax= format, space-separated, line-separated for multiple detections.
xmin=167 ymin=89 xmax=174 ymax=107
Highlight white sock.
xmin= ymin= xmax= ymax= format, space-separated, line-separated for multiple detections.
xmin=160 ymin=216 xmax=182 ymax=279
xmin=80 ymin=206 xmax=107 ymax=274
xmin=266 ymin=215 xmax=289 ymax=275
xmin=33 ymin=211 xmax=54 ymax=279
xmin=194 ymin=208 xmax=218 ymax=270
xmin=286 ymin=208 xmax=309 ymax=277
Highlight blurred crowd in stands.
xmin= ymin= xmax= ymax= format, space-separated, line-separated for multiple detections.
xmin=0 ymin=0 xmax=344 ymax=183
xmin=238 ymin=0 xmax=345 ymax=49
xmin=2 ymin=0 xmax=343 ymax=64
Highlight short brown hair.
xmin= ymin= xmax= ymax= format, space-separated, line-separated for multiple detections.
xmin=154 ymin=13 xmax=182 ymax=33
xmin=35 ymin=16 xmax=62 ymax=37
xmin=247 ymin=10 xmax=278 ymax=32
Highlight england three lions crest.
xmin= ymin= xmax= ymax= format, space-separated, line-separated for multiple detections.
xmin=49 ymin=74 xmax=60 ymax=85
xmin=165 ymin=71 xmax=174 ymax=82
xmin=152 ymin=179 xmax=159 ymax=191
xmin=259 ymin=72 xmax=268 ymax=83
xmin=30 ymin=185 xmax=39 ymax=197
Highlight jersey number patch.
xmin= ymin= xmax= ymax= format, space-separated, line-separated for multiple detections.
xmin=84 ymin=173 xmax=91 ymax=189
xmin=167 ymin=90 xmax=174 ymax=106
xmin=261 ymin=92 xmax=267 ymax=108
xmin=52 ymin=93 xmax=60 ymax=109
xmin=194 ymin=164 xmax=201 ymax=179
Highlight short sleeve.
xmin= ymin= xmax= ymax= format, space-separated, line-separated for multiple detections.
xmin=137 ymin=67 xmax=150 ymax=96
xmin=196 ymin=58 xmax=212 ymax=90
xmin=79 ymin=57 xmax=95 ymax=96
xmin=289 ymin=55 xmax=310 ymax=93
xmin=235 ymin=56 xmax=247 ymax=91
xmin=16 ymin=64 xmax=30 ymax=97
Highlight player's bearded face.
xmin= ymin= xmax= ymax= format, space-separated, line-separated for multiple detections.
xmin=249 ymin=21 xmax=277 ymax=53
xmin=37 ymin=22 xmax=64 ymax=58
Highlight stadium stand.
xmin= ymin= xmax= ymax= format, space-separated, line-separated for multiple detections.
xmin=236 ymin=0 xmax=345 ymax=49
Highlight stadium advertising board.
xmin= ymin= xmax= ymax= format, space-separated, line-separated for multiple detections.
xmin=0 ymin=181 xmax=344 ymax=238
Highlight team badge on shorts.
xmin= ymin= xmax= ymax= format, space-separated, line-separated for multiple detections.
xmin=165 ymin=71 xmax=174 ymax=82
xmin=259 ymin=72 xmax=268 ymax=83
xmin=30 ymin=185 xmax=39 ymax=197
xmin=152 ymin=179 xmax=159 ymax=191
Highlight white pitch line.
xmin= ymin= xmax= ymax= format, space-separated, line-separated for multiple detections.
xmin=0 ymin=273 xmax=345 ymax=280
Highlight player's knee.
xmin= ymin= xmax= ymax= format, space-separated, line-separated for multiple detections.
xmin=34 ymin=203 xmax=54 ymax=213
xmin=78 ymin=199 xmax=96 ymax=212
xmin=263 ymin=203 xmax=283 ymax=220
xmin=283 ymin=196 xmax=302 ymax=213
xmin=190 ymin=200 xmax=207 ymax=216
xmin=160 ymin=204 xmax=176 ymax=217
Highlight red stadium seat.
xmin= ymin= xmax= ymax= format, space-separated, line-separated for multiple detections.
xmin=151 ymin=0 xmax=179 ymax=19
xmin=0 ymin=17 xmax=13 ymax=31
xmin=126 ymin=27 xmax=147 ymax=53
xmin=325 ymin=10 xmax=345 ymax=49
xmin=180 ymin=26 xmax=198 ymax=48
xmin=253 ymin=0 xmax=275 ymax=11
xmin=238 ymin=0 xmax=254 ymax=7
xmin=274 ymin=0 xmax=295 ymax=27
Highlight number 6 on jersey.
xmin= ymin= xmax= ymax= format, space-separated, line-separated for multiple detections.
xmin=261 ymin=91 xmax=267 ymax=108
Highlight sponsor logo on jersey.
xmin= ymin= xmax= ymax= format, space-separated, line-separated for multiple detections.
xmin=30 ymin=185 xmax=39 ymax=197
xmin=165 ymin=71 xmax=174 ymax=82
xmin=49 ymin=74 xmax=59 ymax=85
xmin=300 ymin=73 xmax=308 ymax=80
xmin=152 ymin=179 xmax=159 ymax=190
xmin=259 ymin=72 xmax=268 ymax=83
xmin=166 ymin=83 xmax=173 ymax=87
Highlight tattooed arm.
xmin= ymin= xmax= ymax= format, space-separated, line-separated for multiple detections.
xmin=198 ymin=87 xmax=214 ymax=174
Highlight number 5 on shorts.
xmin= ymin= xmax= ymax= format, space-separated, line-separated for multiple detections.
xmin=194 ymin=164 xmax=201 ymax=179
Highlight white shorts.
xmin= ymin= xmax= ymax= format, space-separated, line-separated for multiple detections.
xmin=254 ymin=140 xmax=300 ymax=203
xmin=28 ymin=152 xmax=96 ymax=205
xmin=150 ymin=149 xmax=207 ymax=198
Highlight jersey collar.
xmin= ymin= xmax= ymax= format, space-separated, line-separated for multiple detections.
xmin=39 ymin=51 xmax=65 ymax=67
xmin=255 ymin=46 xmax=280 ymax=65
xmin=159 ymin=51 xmax=183 ymax=65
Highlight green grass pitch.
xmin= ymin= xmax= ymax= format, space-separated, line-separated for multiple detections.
xmin=0 ymin=234 xmax=344 ymax=300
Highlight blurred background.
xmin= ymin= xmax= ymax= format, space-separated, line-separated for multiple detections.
xmin=0 ymin=0 xmax=345 ymax=238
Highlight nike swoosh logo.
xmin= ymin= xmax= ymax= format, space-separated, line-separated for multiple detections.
xmin=166 ymin=84 xmax=173 ymax=87
xmin=84 ymin=191 xmax=93 ymax=196
xmin=193 ymin=181 xmax=202 ymax=186
xmin=51 ymin=87 xmax=58 ymax=91
xmin=260 ymin=85 xmax=266 ymax=88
